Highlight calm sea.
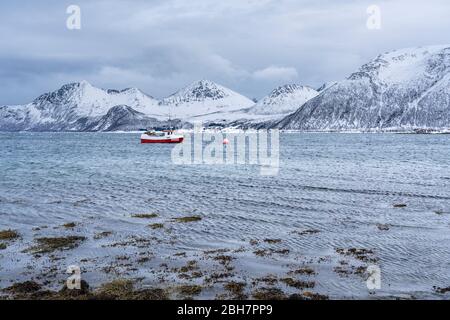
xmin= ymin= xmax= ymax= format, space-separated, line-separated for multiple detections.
xmin=1 ymin=132 xmax=449 ymax=299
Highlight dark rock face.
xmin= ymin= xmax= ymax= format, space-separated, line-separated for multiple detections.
xmin=82 ymin=105 xmax=183 ymax=132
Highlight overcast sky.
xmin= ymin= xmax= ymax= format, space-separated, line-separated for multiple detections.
xmin=1 ymin=0 xmax=449 ymax=104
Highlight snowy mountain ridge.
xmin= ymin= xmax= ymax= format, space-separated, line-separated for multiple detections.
xmin=160 ymin=80 xmax=255 ymax=119
xmin=247 ymin=84 xmax=318 ymax=116
xmin=276 ymin=45 xmax=450 ymax=131
xmin=2 ymin=44 xmax=450 ymax=132
xmin=0 ymin=80 xmax=258 ymax=131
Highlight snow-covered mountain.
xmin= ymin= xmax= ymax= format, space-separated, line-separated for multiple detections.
xmin=160 ymin=80 xmax=254 ymax=119
xmin=277 ymin=45 xmax=450 ymax=131
xmin=0 ymin=81 xmax=162 ymax=131
xmin=3 ymin=45 xmax=450 ymax=133
xmin=34 ymin=80 xmax=159 ymax=118
xmin=247 ymin=84 xmax=318 ymax=116
xmin=0 ymin=80 xmax=255 ymax=131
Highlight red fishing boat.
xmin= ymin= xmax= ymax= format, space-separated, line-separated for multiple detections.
xmin=140 ymin=130 xmax=184 ymax=143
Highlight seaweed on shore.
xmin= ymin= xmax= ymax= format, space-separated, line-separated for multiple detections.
xmin=263 ymin=239 xmax=282 ymax=244
xmin=62 ymin=222 xmax=77 ymax=229
xmin=94 ymin=231 xmax=113 ymax=239
xmin=280 ymin=278 xmax=315 ymax=289
xmin=27 ymin=236 xmax=86 ymax=254
xmin=148 ymin=223 xmax=164 ymax=230
xmin=0 ymin=229 xmax=19 ymax=240
xmin=224 ymin=281 xmax=246 ymax=299
xmin=172 ymin=216 xmax=202 ymax=223
xmin=132 ymin=213 xmax=158 ymax=219
xmin=252 ymin=287 xmax=287 ymax=300
xmin=2 ymin=279 xmax=169 ymax=300
xmin=178 ymin=285 xmax=202 ymax=296
xmin=336 ymin=248 xmax=378 ymax=263
xmin=294 ymin=229 xmax=320 ymax=236
xmin=253 ymin=248 xmax=290 ymax=257
xmin=289 ymin=267 xmax=316 ymax=276
xmin=290 ymin=291 xmax=329 ymax=300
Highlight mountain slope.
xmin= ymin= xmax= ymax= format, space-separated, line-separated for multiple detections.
xmin=70 ymin=105 xmax=185 ymax=132
xmin=277 ymin=45 xmax=450 ymax=131
xmin=247 ymin=84 xmax=318 ymax=116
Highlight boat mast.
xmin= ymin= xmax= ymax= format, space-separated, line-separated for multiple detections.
xmin=168 ymin=107 xmax=172 ymax=132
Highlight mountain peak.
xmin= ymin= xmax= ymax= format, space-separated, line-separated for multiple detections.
xmin=190 ymin=79 xmax=218 ymax=87
xmin=268 ymin=84 xmax=315 ymax=98
xmin=162 ymin=80 xmax=252 ymax=105
xmin=277 ymin=44 xmax=450 ymax=131
xmin=61 ymin=80 xmax=92 ymax=90
xmin=348 ymin=44 xmax=450 ymax=83
xmin=160 ymin=80 xmax=254 ymax=118
xmin=30 ymin=80 xmax=159 ymax=120
xmin=248 ymin=84 xmax=318 ymax=116
xmin=167 ymin=80 xmax=229 ymax=102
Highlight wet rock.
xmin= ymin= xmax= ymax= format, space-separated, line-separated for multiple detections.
xmin=295 ymin=229 xmax=320 ymax=236
xmin=137 ymin=257 xmax=150 ymax=264
xmin=93 ymin=231 xmax=113 ymax=239
xmin=377 ymin=223 xmax=390 ymax=231
xmin=433 ymin=286 xmax=450 ymax=294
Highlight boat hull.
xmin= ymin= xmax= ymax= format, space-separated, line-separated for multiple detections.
xmin=141 ymin=137 xmax=184 ymax=144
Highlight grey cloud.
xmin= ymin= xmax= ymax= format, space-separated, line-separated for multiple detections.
xmin=0 ymin=0 xmax=449 ymax=105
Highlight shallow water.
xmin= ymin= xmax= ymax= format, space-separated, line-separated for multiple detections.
xmin=1 ymin=132 xmax=450 ymax=299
